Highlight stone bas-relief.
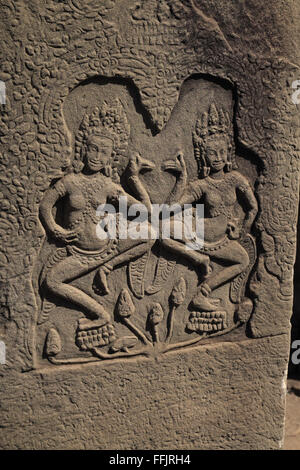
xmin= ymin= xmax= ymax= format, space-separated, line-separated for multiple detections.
xmin=36 ymin=80 xmax=258 ymax=366
xmin=1 ymin=0 xmax=299 ymax=450
xmin=160 ymin=104 xmax=258 ymax=331
xmin=38 ymin=98 xmax=156 ymax=363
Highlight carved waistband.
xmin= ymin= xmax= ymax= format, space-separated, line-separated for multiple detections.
xmin=67 ymin=240 xmax=118 ymax=264
xmin=201 ymin=235 xmax=230 ymax=253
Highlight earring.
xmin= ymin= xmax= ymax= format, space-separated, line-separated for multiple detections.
xmin=202 ymin=166 xmax=210 ymax=178
xmin=104 ymin=165 xmax=112 ymax=177
xmin=225 ymin=162 xmax=232 ymax=172
xmin=73 ymin=159 xmax=84 ymax=173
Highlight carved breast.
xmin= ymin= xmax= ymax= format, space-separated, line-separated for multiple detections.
xmin=204 ymin=177 xmax=237 ymax=217
xmin=205 ymin=189 xmax=223 ymax=209
xmin=69 ymin=191 xmax=86 ymax=210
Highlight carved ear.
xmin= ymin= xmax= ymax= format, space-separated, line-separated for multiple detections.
xmin=225 ymin=162 xmax=232 ymax=172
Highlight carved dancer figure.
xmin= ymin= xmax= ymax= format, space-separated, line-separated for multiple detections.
xmin=161 ymin=104 xmax=258 ymax=311
xmin=39 ymin=100 xmax=155 ymax=327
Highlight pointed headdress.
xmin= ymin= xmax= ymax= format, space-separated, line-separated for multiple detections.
xmin=193 ymin=103 xmax=236 ymax=178
xmin=73 ymin=99 xmax=130 ymax=176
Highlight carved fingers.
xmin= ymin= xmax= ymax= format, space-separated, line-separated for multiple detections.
xmin=128 ymin=152 xmax=155 ymax=176
xmin=162 ymin=151 xmax=186 ymax=175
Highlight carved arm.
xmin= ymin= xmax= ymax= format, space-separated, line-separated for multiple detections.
xmin=39 ymin=182 xmax=78 ymax=243
xmin=238 ymin=179 xmax=258 ymax=235
xmin=162 ymin=152 xmax=188 ymax=205
xmin=126 ymin=152 xmax=154 ymax=213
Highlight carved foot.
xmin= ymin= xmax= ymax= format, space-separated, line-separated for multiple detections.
xmin=192 ymin=294 xmax=219 ymax=311
xmin=192 ymin=283 xmax=220 ymax=311
xmin=93 ymin=264 xmax=113 ymax=295
xmin=78 ymin=317 xmax=108 ymax=330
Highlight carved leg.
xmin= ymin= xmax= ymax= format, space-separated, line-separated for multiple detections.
xmin=94 ymin=237 xmax=155 ymax=295
xmin=159 ymin=217 xmax=211 ymax=277
xmin=111 ymin=237 xmax=154 ymax=267
xmin=193 ymin=241 xmax=249 ymax=310
xmin=160 ymin=238 xmax=211 ymax=278
xmin=205 ymin=241 xmax=249 ymax=291
xmin=44 ymin=254 xmax=111 ymax=323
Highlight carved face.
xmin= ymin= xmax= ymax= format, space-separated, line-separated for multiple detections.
xmin=206 ymin=137 xmax=228 ymax=173
xmin=84 ymin=135 xmax=113 ymax=173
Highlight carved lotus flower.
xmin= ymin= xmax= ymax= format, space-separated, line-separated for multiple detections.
xmin=148 ymin=302 xmax=164 ymax=326
xmin=116 ymin=288 xmax=135 ymax=319
xmin=170 ymin=277 xmax=187 ymax=307
xmin=45 ymin=328 xmax=62 ymax=357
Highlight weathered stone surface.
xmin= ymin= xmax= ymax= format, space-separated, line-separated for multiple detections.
xmin=0 ymin=335 xmax=289 ymax=450
xmin=0 ymin=0 xmax=299 ymax=450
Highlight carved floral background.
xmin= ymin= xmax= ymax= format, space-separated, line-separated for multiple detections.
xmin=0 ymin=0 xmax=299 ymax=370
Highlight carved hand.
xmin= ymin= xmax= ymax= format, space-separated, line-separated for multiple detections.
xmin=127 ymin=152 xmax=155 ymax=177
xmin=227 ymin=221 xmax=241 ymax=240
xmin=162 ymin=151 xmax=187 ymax=179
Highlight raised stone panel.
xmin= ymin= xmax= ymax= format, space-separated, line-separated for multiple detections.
xmin=0 ymin=0 xmax=299 ymax=450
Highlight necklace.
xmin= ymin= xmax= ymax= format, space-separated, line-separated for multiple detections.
xmin=206 ymin=174 xmax=227 ymax=188
xmin=82 ymin=175 xmax=110 ymax=225
xmin=205 ymin=174 xmax=233 ymax=218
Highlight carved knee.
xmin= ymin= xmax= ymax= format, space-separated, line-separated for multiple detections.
xmin=44 ymin=271 xmax=59 ymax=294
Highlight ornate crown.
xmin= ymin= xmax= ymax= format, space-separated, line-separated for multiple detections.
xmin=193 ymin=103 xmax=231 ymax=140
xmin=193 ymin=103 xmax=236 ymax=177
xmin=74 ymin=99 xmax=130 ymax=174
